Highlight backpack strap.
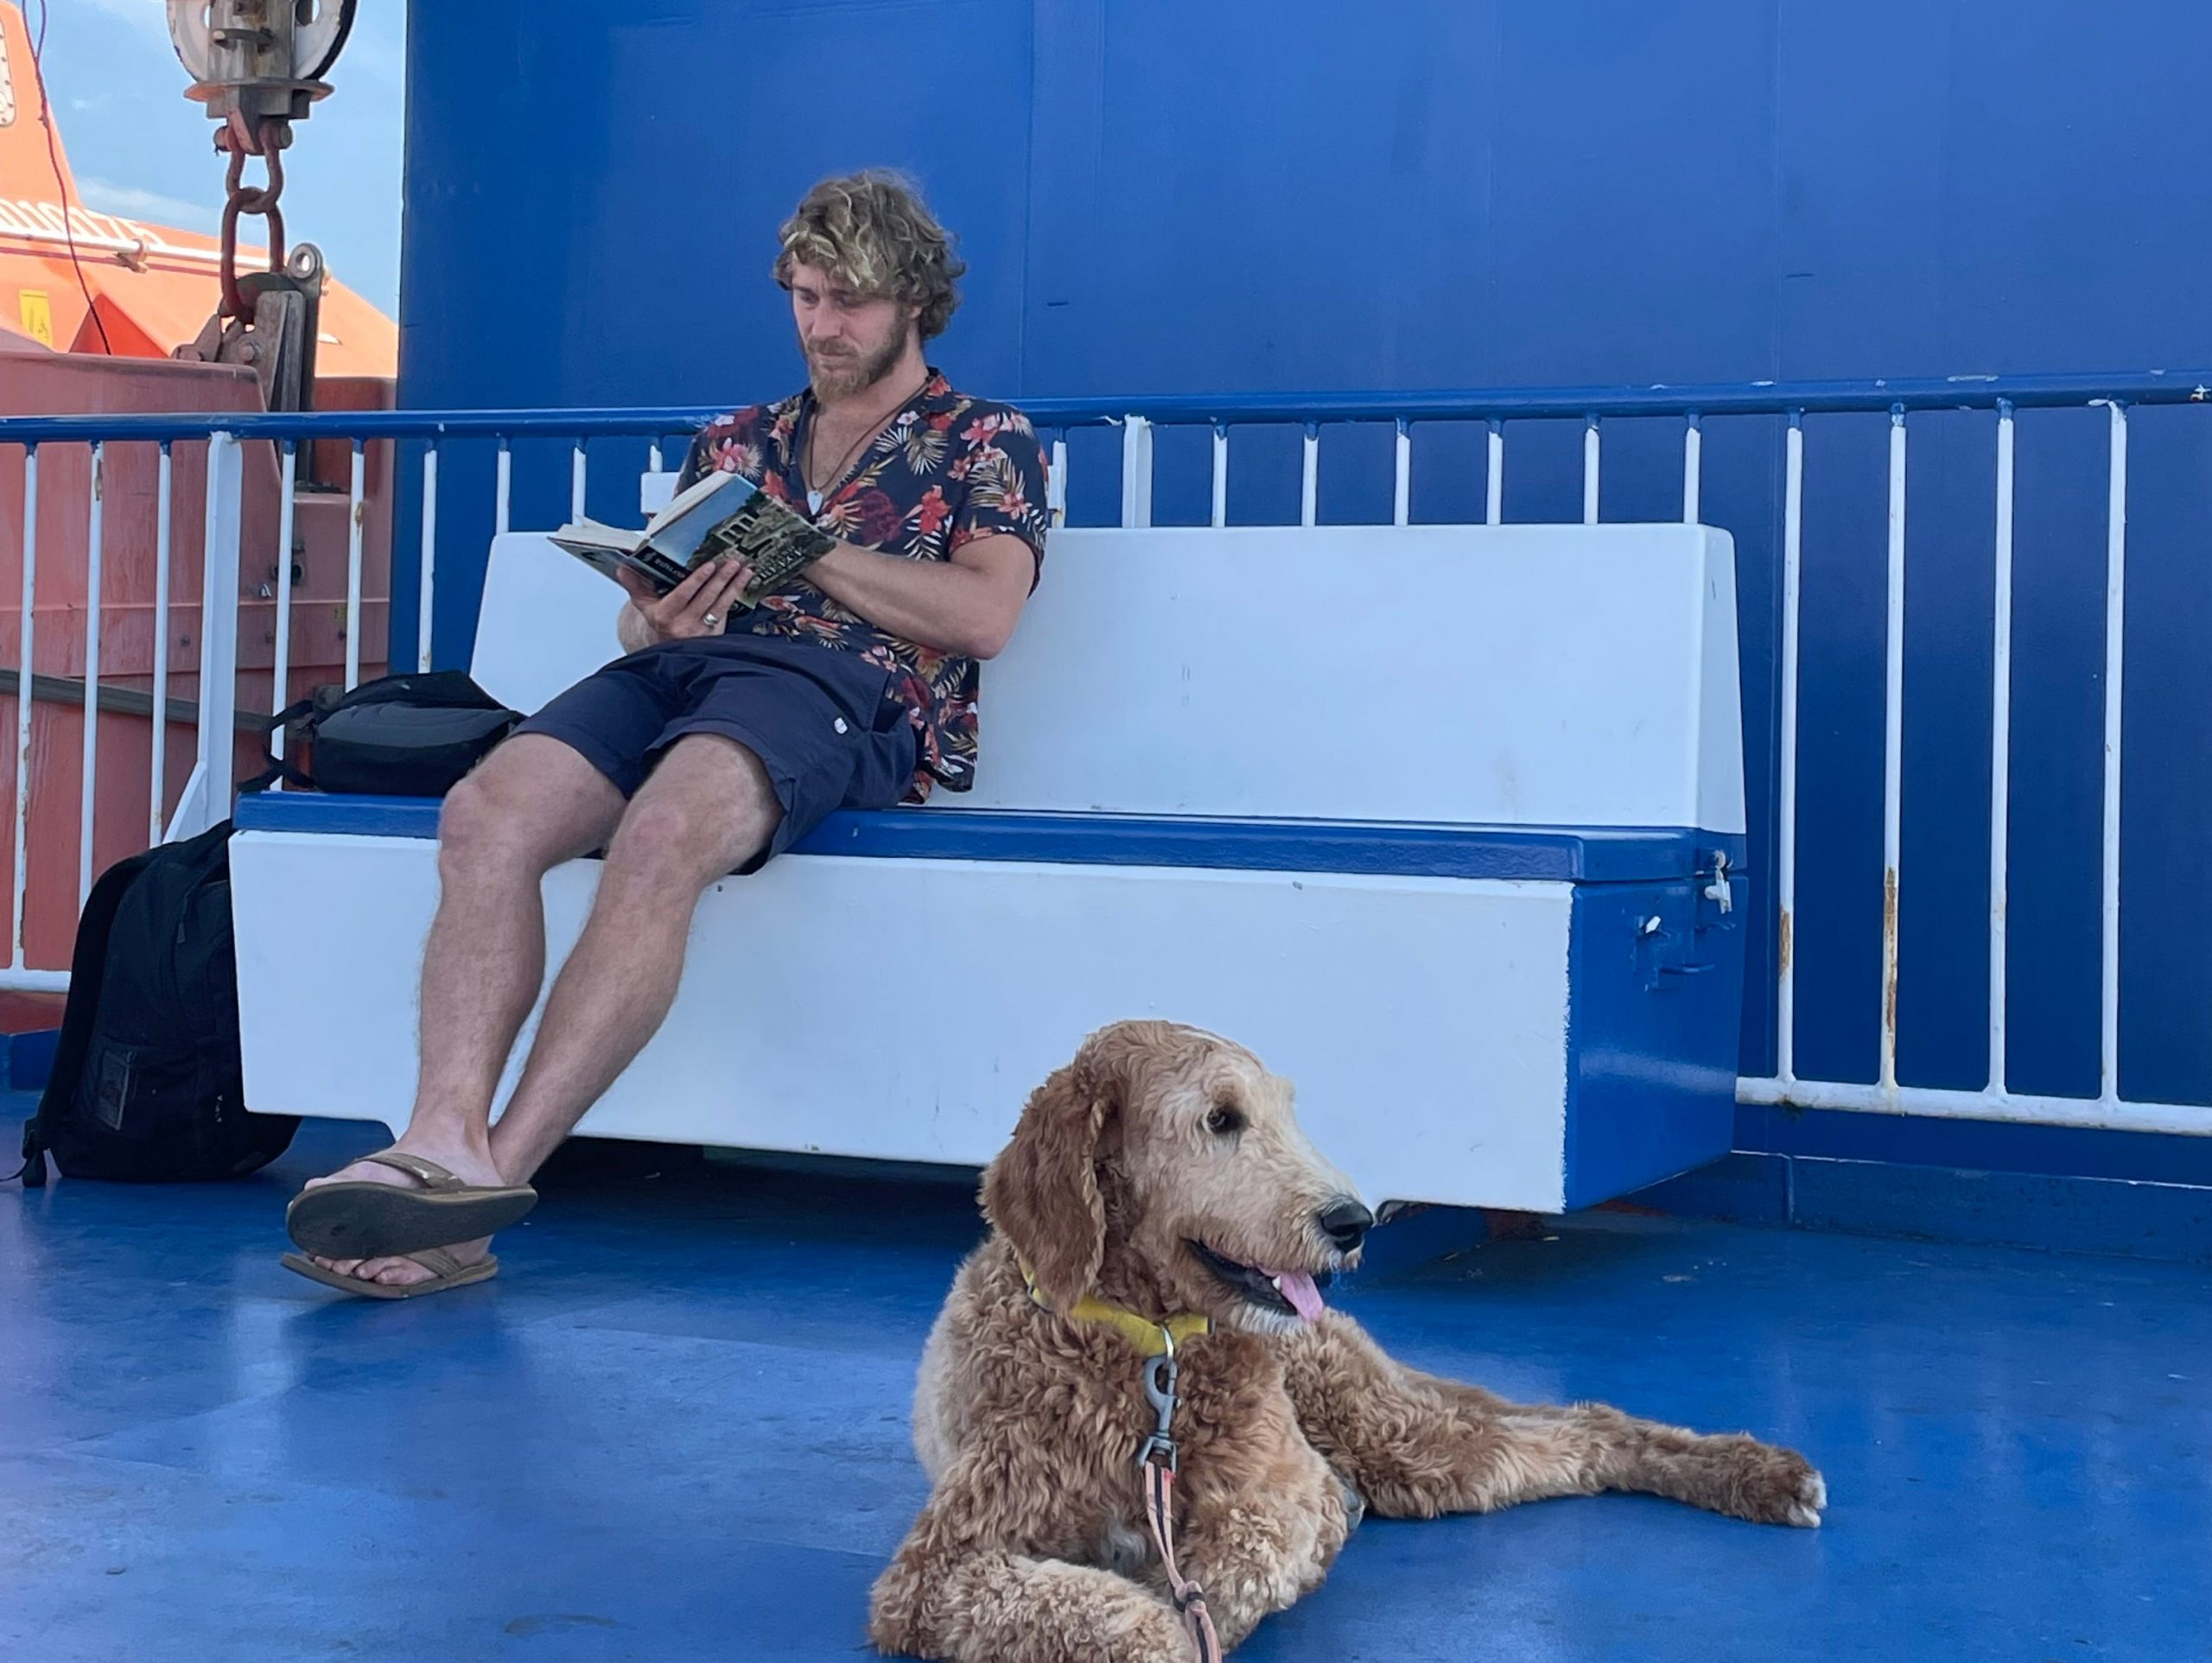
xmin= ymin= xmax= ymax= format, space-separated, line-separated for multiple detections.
xmin=14 ymin=847 xmax=154 ymax=1186
xmin=240 ymin=697 xmax=321 ymax=795
xmin=237 ymin=755 xmax=315 ymax=796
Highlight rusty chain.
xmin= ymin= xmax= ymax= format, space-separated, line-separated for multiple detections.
xmin=215 ymin=110 xmax=288 ymax=323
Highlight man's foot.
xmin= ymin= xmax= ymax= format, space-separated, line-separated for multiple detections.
xmin=289 ymin=1131 xmax=526 ymax=1274
xmin=303 ymin=1129 xmax=506 ymax=1203
xmin=308 ymin=1234 xmax=495 ymax=1292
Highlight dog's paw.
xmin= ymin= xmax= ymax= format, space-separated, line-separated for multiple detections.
xmin=1721 ymin=1437 xmax=1827 ymax=1527
xmin=1114 ymin=1596 xmax=1211 ymax=1663
xmin=1792 ymin=1468 xmax=1829 ymax=1527
xmin=1664 ymin=1431 xmax=1828 ymax=1527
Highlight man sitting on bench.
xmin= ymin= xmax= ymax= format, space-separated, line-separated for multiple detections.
xmin=281 ymin=170 xmax=1050 ymax=1298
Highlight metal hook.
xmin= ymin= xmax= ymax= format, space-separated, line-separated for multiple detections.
xmin=1135 ymin=1331 xmax=1182 ymax=1471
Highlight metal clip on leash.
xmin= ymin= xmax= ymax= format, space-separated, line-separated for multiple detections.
xmin=1135 ymin=1327 xmax=1180 ymax=1473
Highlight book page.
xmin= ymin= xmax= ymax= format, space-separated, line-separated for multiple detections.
xmin=645 ymin=466 xmax=754 ymax=542
xmin=551 ymin=517 xmax=645 ymax=554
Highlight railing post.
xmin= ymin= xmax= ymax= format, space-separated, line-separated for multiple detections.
xmin=1119 ymin=416 xmax=1154 ymax=529
xmin=1988 ymin=403 xmax=2015 ymax=1096
xmin=1300 ymin=423 xmax=1320 ymax=526
xmin=1776 ymin=411 xmax=1805 ymax=1088
xmin=79 ymin=443 xmax=105 ymax=907
xmin=268 ymin=439 xmax=297 ymax=791
xmin=344 ymin=438 xmax=366 ymax=690
xmin=166 ymin=431 xmax=242 ymax=843
xmin=1879 ymin=407 xmax=1908 ymax=1095
xmin=1581 ymin=415 xmax=1601 ymax=524
xmin=419 ymin=442 xmax=440 ymax=672
xmin=149 ymin=441 xmax=174 ymax=838
xmin=1681 ymin=413 xmax=1702 ymax=524
xmin=2098 ymin=401 xmax=2128 ymax=1107
xmin=13 ymin=445 xmax=35 ymax=969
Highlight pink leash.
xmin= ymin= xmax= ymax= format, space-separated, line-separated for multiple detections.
xmin=1136 ymin=1336 xmax=1222 ymax=1663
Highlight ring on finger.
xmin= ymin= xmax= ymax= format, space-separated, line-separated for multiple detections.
xmin=701 ymin=611 xmax=720 ymax=628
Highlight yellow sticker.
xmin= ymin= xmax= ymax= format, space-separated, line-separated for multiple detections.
xmin=18 ymin=289 xmax=53 ymax=348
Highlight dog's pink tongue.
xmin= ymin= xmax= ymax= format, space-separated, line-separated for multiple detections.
xmin=1272 ymin=1269 xmax=1327 ymax=1323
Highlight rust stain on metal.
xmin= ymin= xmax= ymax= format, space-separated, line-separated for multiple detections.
xmin=352 ymin=498 xmax=366 ymax=529
xmin=1777 ymin=907 xmax=1793 ymax=974
xmin=1881 ymin=866 xmax=1900 ymax=1041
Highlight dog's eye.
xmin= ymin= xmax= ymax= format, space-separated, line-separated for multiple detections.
xmin=1205 ymin=1103 xmax=1245 ymax=1136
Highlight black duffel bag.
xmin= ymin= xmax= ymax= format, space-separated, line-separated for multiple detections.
xmin=253 ymin=670 xmax=522 ymax=797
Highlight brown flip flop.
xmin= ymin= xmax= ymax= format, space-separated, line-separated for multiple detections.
xmin=283 ymin=1150 xmax=537 ymax=1259
xmin=280 ymin=1246 xmax=499 ymax=1300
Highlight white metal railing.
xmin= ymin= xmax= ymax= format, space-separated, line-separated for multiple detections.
xmin=1735 ymin=396 xmax=2167 ymax=1133
xmin=0 ymin=432 xmax=245 ymax=989
xmin=2 ymin=371 xmax=2208 ymax=1140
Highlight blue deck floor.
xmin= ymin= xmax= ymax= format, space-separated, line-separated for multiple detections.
xmin=5 ymin=1104 xmax=2209 ymax=1661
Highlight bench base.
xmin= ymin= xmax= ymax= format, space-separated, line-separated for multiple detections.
xmin=232 ymin=823 xmax=1743 ymax=1213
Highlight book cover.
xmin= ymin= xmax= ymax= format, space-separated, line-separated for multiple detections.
xmin=550 ymin=470 xmax=838 ymax=605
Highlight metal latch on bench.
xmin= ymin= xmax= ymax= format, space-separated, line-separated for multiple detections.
xmin=1634 ymin=852 xmax=1736 ymax=990
xmin=1700 ymin=849 xmax=1732 ymax=915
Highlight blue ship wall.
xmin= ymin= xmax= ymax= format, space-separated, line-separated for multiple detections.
xmin=396 ymin=1 xmax=2212 ymax=1125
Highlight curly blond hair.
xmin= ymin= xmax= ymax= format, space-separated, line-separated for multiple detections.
xmin=772 ymin=170 xmax=966 ymax=341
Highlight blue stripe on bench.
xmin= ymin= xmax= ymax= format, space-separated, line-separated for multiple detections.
xmin=228 ymin=791 xmax=1743 ymax=884
xmin=231 ymin=791 xmax=1745 ymax=884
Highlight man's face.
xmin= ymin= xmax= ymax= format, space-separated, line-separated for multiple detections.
xmin=787 ymin=262 xmax=916 ymax=401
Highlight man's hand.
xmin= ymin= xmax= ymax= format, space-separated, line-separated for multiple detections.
xmin=615 ymin=559 xmax=754 ymax=651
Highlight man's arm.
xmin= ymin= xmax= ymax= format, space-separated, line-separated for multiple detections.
xmin=805 ymin=533 xmax=1034 ymax=660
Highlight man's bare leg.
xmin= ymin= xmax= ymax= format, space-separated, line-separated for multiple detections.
xmin=343 ymin=734 xmax=780 ymax=1289
xmin=304 ymin=735 xmax=624 ymax=1284
xmin=490 ymin=733 xmax=780 ymax=1181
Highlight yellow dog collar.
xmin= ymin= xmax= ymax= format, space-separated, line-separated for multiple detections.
xmin=1016 ymin=1254 xmax=1211 ymax=1358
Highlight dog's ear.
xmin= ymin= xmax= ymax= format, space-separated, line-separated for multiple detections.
xmin=981 ymin=1042 xmax=1122 ymax=1311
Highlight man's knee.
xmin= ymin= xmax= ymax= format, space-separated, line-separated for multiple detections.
xmin=600 ymin=741 xmax=780 ymax=893
xmin=439 ymin=741 xmax=604 ymax=878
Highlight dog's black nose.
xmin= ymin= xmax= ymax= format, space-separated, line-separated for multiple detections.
xmin=1317 ymin=1197 xmax=1374 ymax=1253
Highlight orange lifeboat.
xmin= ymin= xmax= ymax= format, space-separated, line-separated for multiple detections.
xmin=0 ymin=0 xmax=397 ymax=983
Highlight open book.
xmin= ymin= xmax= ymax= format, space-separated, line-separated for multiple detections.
xmin=550 ymin=468 xmax=838 ymax=606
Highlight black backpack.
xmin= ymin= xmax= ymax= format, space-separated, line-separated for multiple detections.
xmin=253 ymin=670 xmax=521 ymax=797
xmin=12 ymin=821 xmax=297 ymax=1187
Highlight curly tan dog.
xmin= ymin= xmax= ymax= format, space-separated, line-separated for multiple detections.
xmin=869 ymin=1021 xmax=1827 ymax=1662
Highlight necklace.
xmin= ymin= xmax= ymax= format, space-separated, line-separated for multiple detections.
xmin=804 ymin=370 xmax=930 ymax=513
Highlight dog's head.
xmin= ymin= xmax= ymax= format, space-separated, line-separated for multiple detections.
xmin=981 ymin=1021 xmax=1372 ymax=1336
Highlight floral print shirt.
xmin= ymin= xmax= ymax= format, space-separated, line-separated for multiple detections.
xmin=677 ymin=370 xmax=1050 ymax=799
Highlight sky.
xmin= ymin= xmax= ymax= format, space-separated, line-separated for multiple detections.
xmin=26 ymin=0 xmax=405 ymax=314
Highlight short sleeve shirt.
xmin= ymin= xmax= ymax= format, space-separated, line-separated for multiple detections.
xmin=677 ymin=370 xmax=1050 ymax=799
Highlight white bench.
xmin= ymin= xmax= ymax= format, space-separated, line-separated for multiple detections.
xmin=230 ymin=523 xmax=1747 ymax=1213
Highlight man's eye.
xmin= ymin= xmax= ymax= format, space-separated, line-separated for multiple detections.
xmin=1205 ymin=1104 xmax=1245 ymax=1136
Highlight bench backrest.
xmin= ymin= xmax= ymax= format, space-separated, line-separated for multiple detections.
xmin=473 ymin=523 xmax=1743 ymax=836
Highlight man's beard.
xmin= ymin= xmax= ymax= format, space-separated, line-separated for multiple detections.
xmin=806 ymin=328 xmax=908 ymax=402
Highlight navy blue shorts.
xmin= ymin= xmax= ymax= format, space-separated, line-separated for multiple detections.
xmin=513 ymin=635 xmax=918 ymax=866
